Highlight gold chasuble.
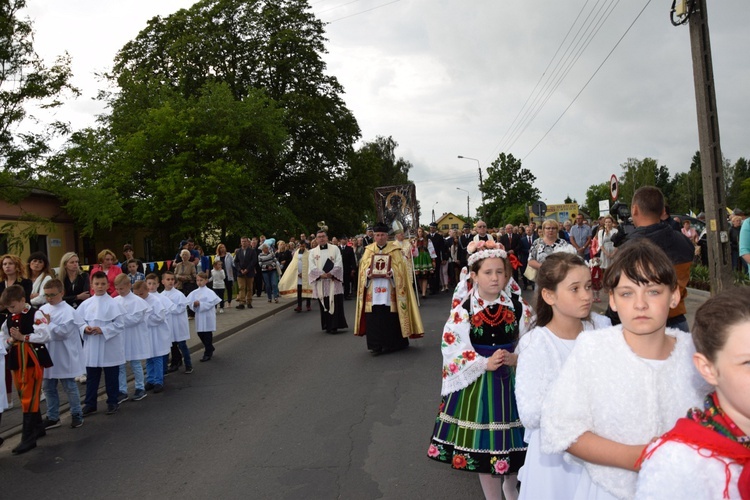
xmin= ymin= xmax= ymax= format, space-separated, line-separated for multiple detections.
xmin=354 ymin=241 xmax=424 ymax=338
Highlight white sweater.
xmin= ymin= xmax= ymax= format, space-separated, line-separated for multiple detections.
xmin=540 ymin=325 xmax=711 ymax=500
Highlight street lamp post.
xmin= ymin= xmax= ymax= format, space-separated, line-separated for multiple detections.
xmin=457 ymin=155 xmax=484 ymax=218
xmin=432 ymin=201 xmax=439 ymax=223
xmin=456 ymin=187 xmax=470 ymax=220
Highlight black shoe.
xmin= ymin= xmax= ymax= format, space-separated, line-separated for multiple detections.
xmin=247 ymin=304 xmax=253 ymax=308
xmin=117 ymin=392 xmax=129 ymax=404
xmin=82 ymin=406 xmax=97 ymax=416
xmin=167 ymin=365 xmax=180 ymax=373
xmin=42 ymin=418 xmax=61 ymax=430
xmin=200 ymin=355 xmax=211 ymax=362
xmin=132 ymin=389 xmax=148 ymax=401
xmin=369 ymin=348 xmax=382 ymax=356
xmin=145 ymin=382 xmax=155 ymax=391
xmin=236 ymin=304 xmax=245 ymax=310
xmin=153 ymin=384 xmax=164 ymax=394
xmin=70 ymin=416 xmax=84 ymax=428
xmin=105 ymin=404 xmax=119 ymax=415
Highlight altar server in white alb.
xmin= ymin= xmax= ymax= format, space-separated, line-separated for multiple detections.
xmin=145 ymin=273 xmax=177 ymax=375
xmin=540 ymin=241 xmax=710 ymax=500
xmin=308 ymin=229 xmax=348 ymax=334
xmin=79 ymin=271 xmax=126 ymax=416
xmin=40 ymin=279 xmax=86 ymax=430
xmin=113 ymin=274 xmax=150 ymax=402
xmin=161 ymin=270 xmax=193 ymax=374
xmin=132 ymin=280 xmax=170 ymax=394
xmin=515 ymin=252 xmax=610 ymax=500
xmin=187 ymin=272 xmax=221 ymax=362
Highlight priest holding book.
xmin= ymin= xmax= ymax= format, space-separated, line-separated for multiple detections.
xmin=308 ymin=228 xmax=348 ymax=333
xmin=354 ymin=222 xmax=424 ymax=355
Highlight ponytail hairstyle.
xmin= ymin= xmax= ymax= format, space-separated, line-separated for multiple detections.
xmin=532 ymin=252 xmax=589 ymax=328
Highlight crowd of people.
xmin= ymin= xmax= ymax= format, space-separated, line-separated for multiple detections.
xmin=426 ymin=186 xmax=750 ymax=500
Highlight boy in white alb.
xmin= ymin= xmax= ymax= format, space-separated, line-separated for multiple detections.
xmin=132 ymin=280 xmax=170 ymax=393
xmin=160 ymin=271 xmax=193 ymax=374
xmin=540 ymin=240 xmax=710 ymax=500
xmin=187 ymin=272 xmax=220 ymax=362
xmin=78 ymin=271 xmax=126 ymax=416
xmin=113 ymin=274 xmax=150 ymax=402
xmin=145 ymin=274 xmax=175 ymax=377
xmin=40 ymin=279 xmax=86 ymax=429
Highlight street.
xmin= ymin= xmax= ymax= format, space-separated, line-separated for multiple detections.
xmin=0 ymin=292 xmax=485 ymax=499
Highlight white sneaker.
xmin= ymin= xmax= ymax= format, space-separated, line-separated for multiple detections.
xmin=219 ymin=308 xmax=224 ymax=314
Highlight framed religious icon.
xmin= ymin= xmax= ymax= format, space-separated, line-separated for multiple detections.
xmin=370 ymin=254 xmax=391 ymax=278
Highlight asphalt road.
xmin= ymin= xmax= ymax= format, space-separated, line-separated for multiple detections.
xmin=0 ymin=292 xmax=486 ymax=499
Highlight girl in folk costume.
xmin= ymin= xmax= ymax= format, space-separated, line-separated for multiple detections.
xmin=278 ymin=240 xmax=313 ymax=312
xmin=515 ymin=252 xmax=611 ymax=500
xmin=1 ymin=284 xmax=51 ymax=454
xmin=636 ymin=287 xmax=750 ymax=499
xmin=588 ymin=256 xmax=603 ymax=303
xmin=414 ymin=226 xmax=436 ymax=299
xmin=427 ymin=240 xmax=533 ymax=500
xmin=0 ymin=254 xmax=33 ymax=409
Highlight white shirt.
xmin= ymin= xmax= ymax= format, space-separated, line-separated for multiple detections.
xmin=187 ymin=286 xmax=221 ymax=332
xmin=161 ymin=288 xmax=191 ymax=342
xmin=40 ymin=301 xmax=86 ymax=379
xmin=113 ymin=292 xmax=151 ymax=361
xmin=78 ymin=294 xmax=126 ymax=367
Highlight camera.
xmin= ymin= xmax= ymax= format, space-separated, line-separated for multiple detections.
xmin=610 ymin=201 xmax=635 ymax=246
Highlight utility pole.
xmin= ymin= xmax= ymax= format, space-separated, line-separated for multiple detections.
xmin=681 ymin=0 xmax=733 ymax=294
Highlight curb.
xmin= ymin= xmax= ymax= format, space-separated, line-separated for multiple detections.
xmin=0 ymin=300 xmax=297 ymax=442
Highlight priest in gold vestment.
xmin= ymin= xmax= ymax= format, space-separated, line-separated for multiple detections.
xmin=354 ymin=222 xmax=424 ymax=354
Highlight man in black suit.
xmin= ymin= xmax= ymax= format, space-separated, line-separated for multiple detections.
xmin=362 ymin=227 xmax=374 ymax=247
xmin=499 ymin=224 xmax=521 ymax=283
xmin=517 ymin=225 xmax=538 ymax=290
xmin=235 ymin=236 xmax=258 ymax=309
xmin=339 ymin=236 xmax=356 ymax=299
xmin=428 ymin=222 xmax=444 ymax=294
xmin=457 ymin=223 xmax=472 ymax=270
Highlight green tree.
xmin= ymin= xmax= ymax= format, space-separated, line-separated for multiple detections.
xmin=582 ymin=182 xmax=610 ymax=219
xmin=104 ymin=0 xmax=360 ymax=236
xmin=727 ymin=157 xmax=750 ymax=209
xmin=670 ymin=152 xmax=704 ymax=214
xmin=478 ymin=153 xmax=540 ymax=225
xmin=0 ymin=0 xmax=78 ymax=188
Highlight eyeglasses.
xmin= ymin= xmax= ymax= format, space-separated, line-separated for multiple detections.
xmin=543 ymin=227 xmax=557 ymax=230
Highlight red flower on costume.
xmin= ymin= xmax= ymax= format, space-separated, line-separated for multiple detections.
xmin=428 ymin=444 xmax=440 ymax=458
xmin=502 ymin=308 xmax=515 ymax=324
xmin=452 ymin=299 xmax=460 ymax=308
xmin=463 ymin=350 xmax=476 ymax=361
xmin=494 ymin=458 xmax=510 ymax=474
xmin=449 ymin=363 xmax=459 ymax=374
xmin=452 ymin=455 xmax=468 ymax=469
xmin=477 ymin=297 xmax=484 ymax=306
xmin=452 ymin=312 xmax=462 ymax=324
xmin=471 ymin=315 xmax=483 ymax=327
xmin=443 ymin=332 xmax=456 ymax=345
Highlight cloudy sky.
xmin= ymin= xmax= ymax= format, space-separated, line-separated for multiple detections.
xmin=24 ymin=0 xmax=748 ymax=222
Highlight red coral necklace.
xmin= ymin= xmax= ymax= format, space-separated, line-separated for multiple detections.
xmin=473 ymin=304 xmax=512 ymax=327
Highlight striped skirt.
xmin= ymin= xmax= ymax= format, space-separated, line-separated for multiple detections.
xmin=427 ymin=343 xmax=527 ymax=475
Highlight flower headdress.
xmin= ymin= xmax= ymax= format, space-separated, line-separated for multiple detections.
xmin=466 ymin=239 xmax=507 ymax=267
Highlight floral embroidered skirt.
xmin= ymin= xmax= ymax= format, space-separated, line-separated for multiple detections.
xmin=427 ymin=343 xmax=527 ymax=475
xmin=414 ymin=249 xmax=433 ymax=276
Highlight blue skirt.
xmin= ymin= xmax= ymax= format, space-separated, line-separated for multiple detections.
xmin=427 ymin=343 xmax=527 ymax=475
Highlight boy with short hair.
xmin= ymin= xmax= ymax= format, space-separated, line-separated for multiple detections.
xmin=187 ymin=272 xmax=221 ymax=362
xmin=40 ymin=279 xmax=86 ymax=430
xmin=132 ymin=280 xmax=170 ymax=393
xmin=113 ymin=274 xmax=150 ymax=402
xmin=145 ymin=273 xmax=175 ymax=377
xmin=1 ymin=284 xmax=50 ymax=454
xmin=78 ymin=271 xmax=126 ymax=416
xmin=126 ymin=259 xmax=145 ymax=286
xmin=160 ymin=271 xmax=193 ymax=374
xmin=540 ymin=240 xmax=710 ymax=499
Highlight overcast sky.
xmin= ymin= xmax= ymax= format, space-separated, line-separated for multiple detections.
xmin=24 ymin=0 xmax=748 ymax=223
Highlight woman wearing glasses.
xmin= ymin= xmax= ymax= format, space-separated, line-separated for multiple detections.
xmin=527 ymin=220 xmax=571 ymax=271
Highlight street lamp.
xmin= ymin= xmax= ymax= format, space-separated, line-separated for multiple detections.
xmin=458 ymin=155 xmax=484 ymax=218
xmin=456 ymin=187 xmax=470 ymax=220
xmin=432 ymin=201 xmax=439 ymax=223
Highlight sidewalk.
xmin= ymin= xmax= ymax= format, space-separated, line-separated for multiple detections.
xmin=0 ymin=295 xmax=297 ymax=440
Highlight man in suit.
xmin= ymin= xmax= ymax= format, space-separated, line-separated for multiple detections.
xmin=517 ymin=225 xmax=538 ymax=290
xmin=235 ymin=236 xmax=258 ymax=309
xmin=339 ymin=236 xmax=356 ymax=299
xmin=457 ymin=223 xmax=472 ymax=270
xmin=499 ymin=224 xmax=521 ymax=283
xmin=427 ymin=222 xmax=444 ymax=295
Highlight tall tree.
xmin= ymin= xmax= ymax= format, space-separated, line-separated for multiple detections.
xmin=671 ymin=152 xmax=704 ymax=214
xmin=726 ymin=157 xmax=750 ymax=209
xmin=583 ymin=182 xmax=610 ymax=219
xmin=104 ymin=0 xmax=360 ymax=235
xmin=478 ymin=153 xmax=540 ymax=225
xmin=0 ymin=0 xmax=77 ymax=188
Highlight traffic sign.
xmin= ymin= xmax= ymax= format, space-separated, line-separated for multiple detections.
xmin=610 ymin=174 xmax=619 ymax=201
xmin=532 ymin=200 xmax=547 ymax=217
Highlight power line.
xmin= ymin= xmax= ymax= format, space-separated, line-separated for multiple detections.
xmin=316 ymin=0 xmax=368 ymax=15
xmin=323 ymin=0 xmax=402 ymax=24
xmin=522 ymin=0 xmax=654 ymax=161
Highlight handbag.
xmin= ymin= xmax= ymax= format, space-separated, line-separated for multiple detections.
xmin=523 ymin=265 xmax=537 ymax=282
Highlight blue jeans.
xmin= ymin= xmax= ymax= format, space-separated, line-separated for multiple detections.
xmin=146 ymin=356 xmax=164 ymax=385
xmin=170 ymin=340 xmax=192 ymax=369
xmin=118 ymin=360 xmax=145 ymax=394
xmin=85 ymin=366 xmax=120 ymax=408
xmin=43 ymin=377 xmax=82 ymax=420
xmin=262 ymin=271 xmax=279 ymax=300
